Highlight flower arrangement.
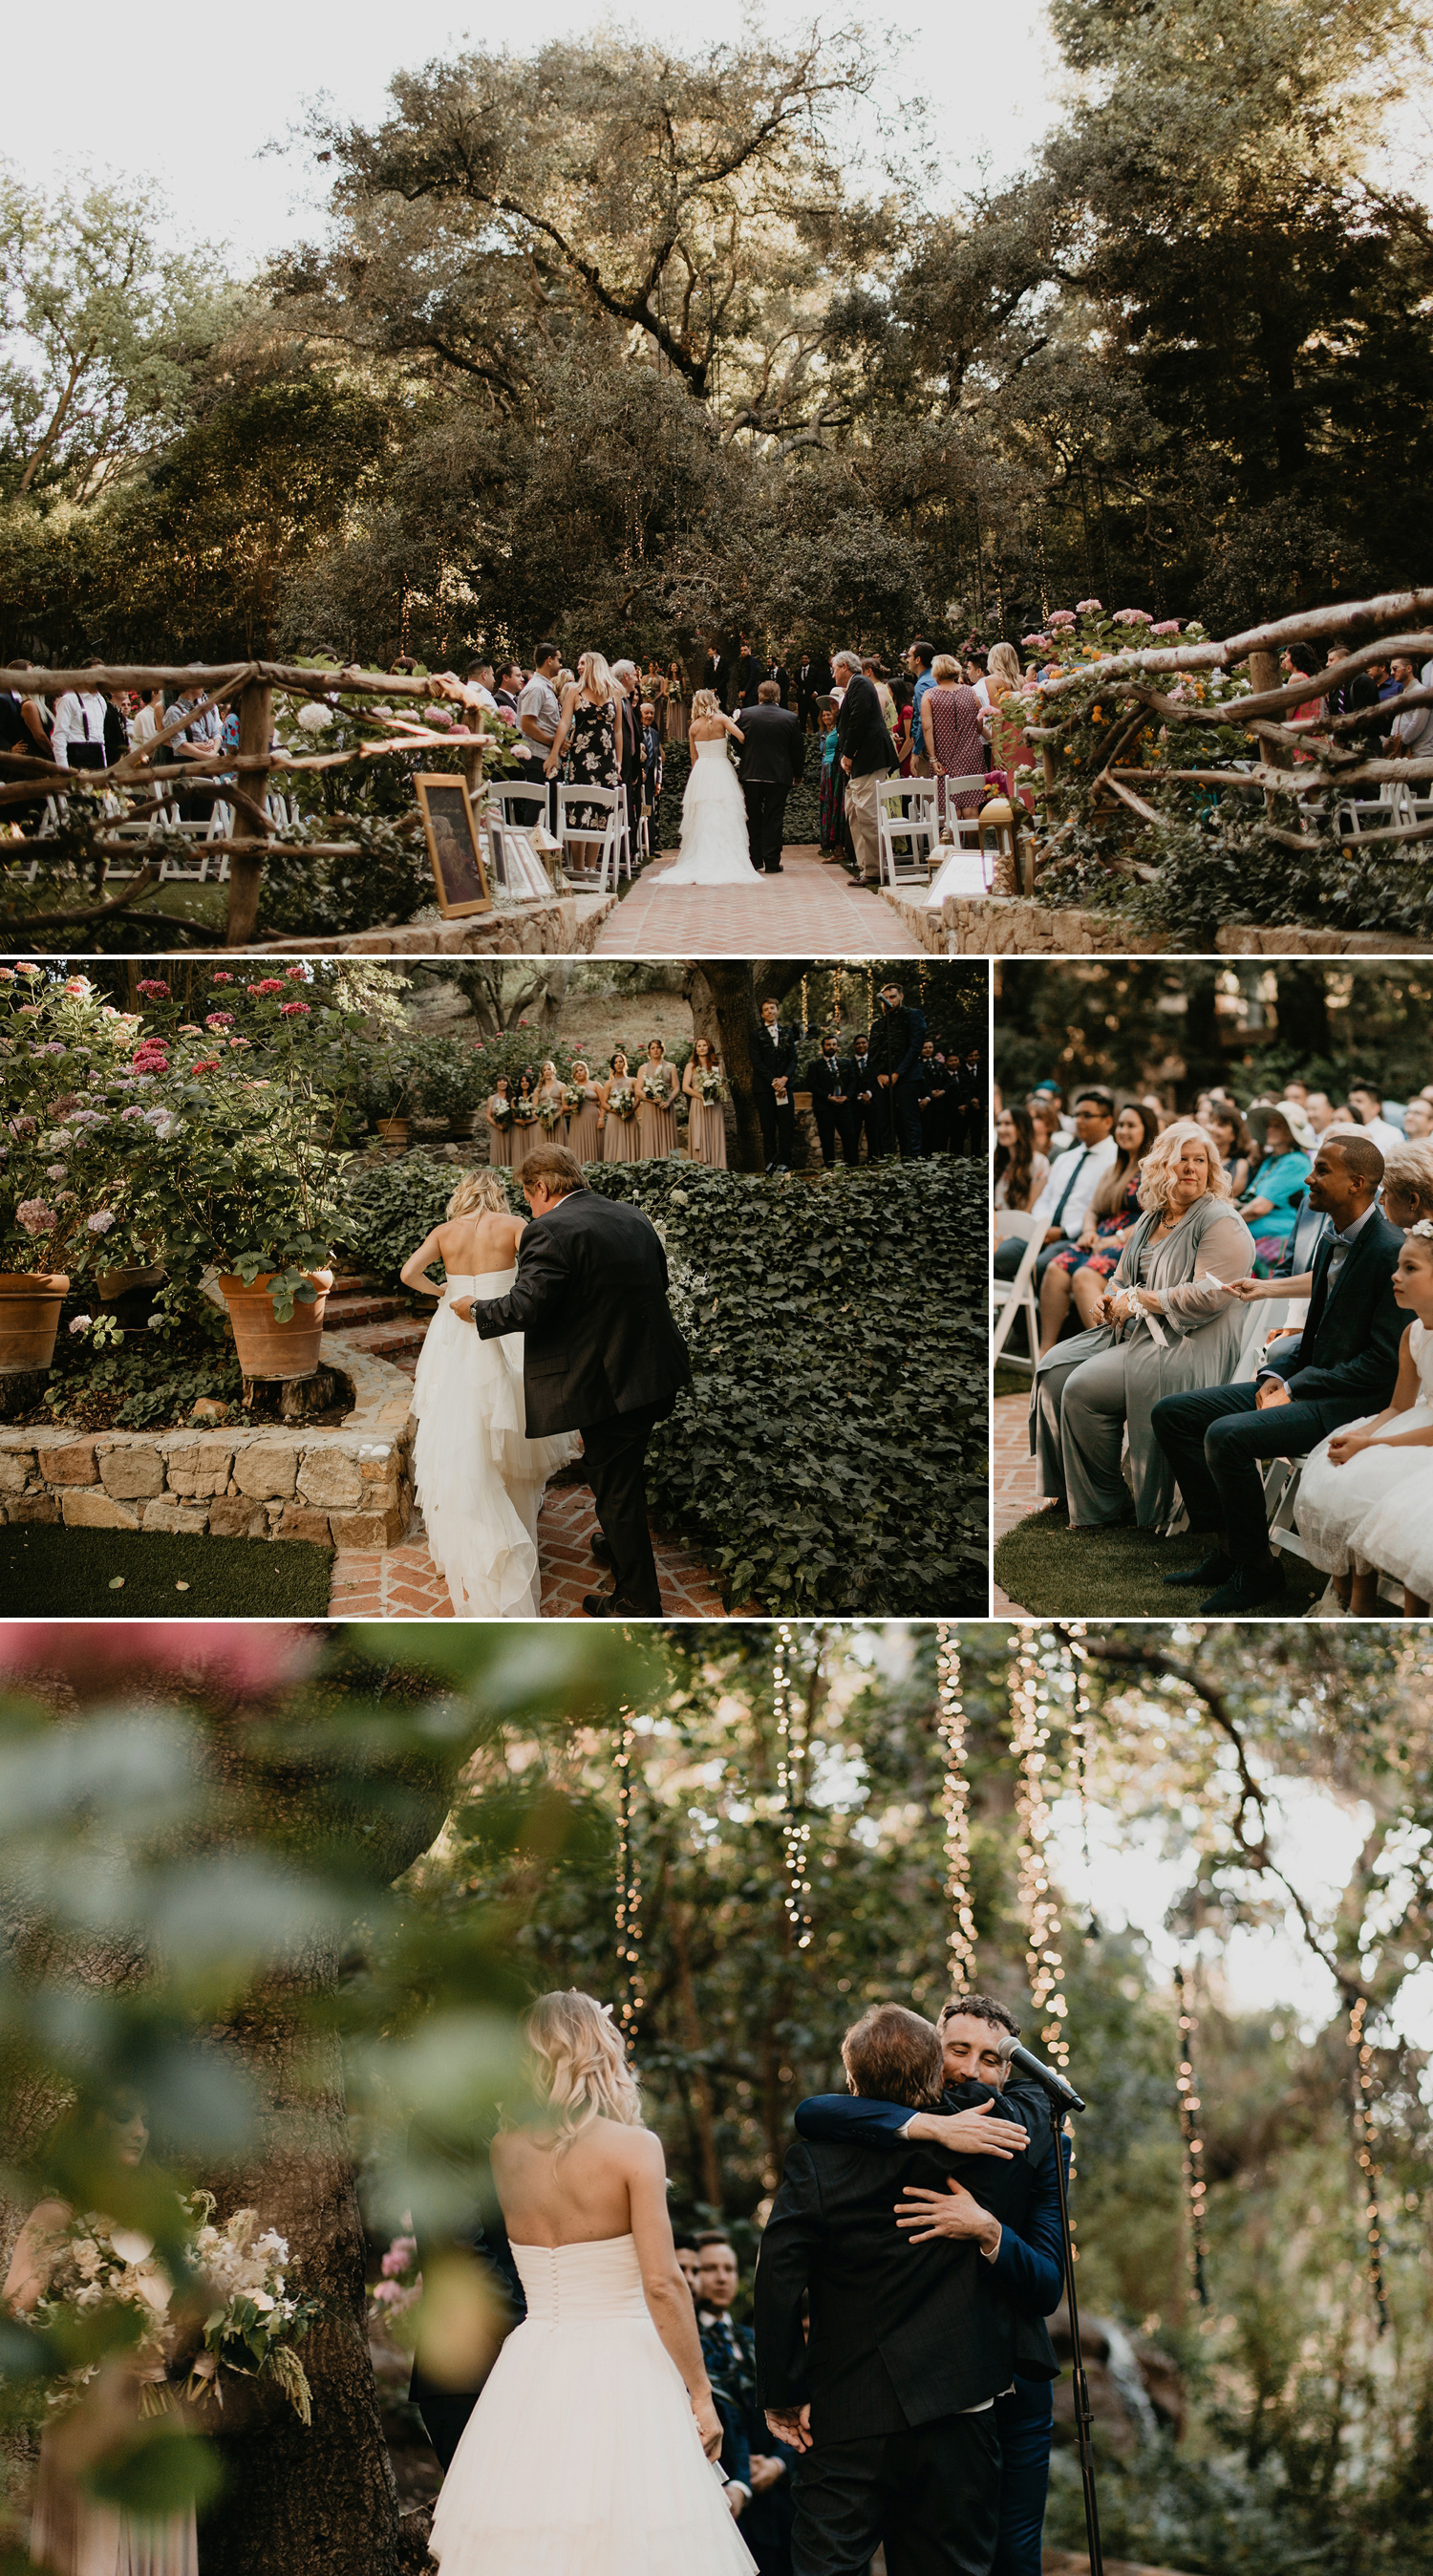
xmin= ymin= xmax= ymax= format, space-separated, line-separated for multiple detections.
xmin=638 ymin=1066 xmax=669 ymax=1105
xmin=539 ymin=1097 xmax=566 ymax=1132
xmin=561 ymin=1083 xmax=584 ymax=1112
xmin=607 ymin=1083 xmax=636 ymax=1122
xmin=694 ymin=1067 xmax=726 ymax=1106
xmin=488 ymin=1095 xmax=514 ymax=1127
xmin=367 ymin=2230 xmax=421 ymax=2336
xmin=512 ymin=1097 xmax=540 ymax=1127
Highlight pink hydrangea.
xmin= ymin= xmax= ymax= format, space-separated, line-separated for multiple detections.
xmin=16 ymin=1200 xmax=55 ymax=1234
xmin=137 ymin=979 xmax=171 ymax=998
xmin=211 ymin=973 xmax=234 ymax=985
xmin=246 ymin=980 xmax=287 ymax=997
xmin=205 ymin=1014 xmax=235 ymax=1030
xmin=381 ymin=2237 xmax=417 ymax=2279
xmin=1076 ymin=598 xmax=1103 ymax=613
xmin=0 ymin=1624 xmax=324 ymax=1704
xmin=1112 ymin=609 xmax=1155 ymax=627
xmin=285 ymin=968 xmax=309 ymax=982
xmin=1150 ymin=619 xmax=1182 ymax=636
xmin=85 ymin=1211 xmax=116 ymax=1234
xmin=61 ymin=977 xmax=92 ymax=998
xmin=1047 ymin=612 xmax=1077 ymax=631
xmin=278 ymin=1002 xmax=310 ymax=1019
xmin=190 ymin=1060 xmax=222 ymax=1074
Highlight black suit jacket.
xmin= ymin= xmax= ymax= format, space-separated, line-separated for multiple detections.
xmin=766 ymin=661 xmax=791 ymax=708
xmin=847 ymin=1051 xmax=876 ymax=1108
xmin=752 ymin=1020 xmax=799 ymax=1088
xmin=755 ymin=2132 xmax=1020 ymax=2439
xmin=796 ymin=655 xmax=832 ymax=707
xmin=867 ymin=1003 xmax=927 ymax=1084
xmin=807 ymin=1053 xmax=854 ymax=1109
xmin=702 ymin=653 xmax=731 ymax=710
xmin=836 ymin=673 xmax=898 ymax=778
xmin=1265 ymin=1207 xmax=1405 ymax=1419
xmin=736 ymin=704 xmax=806 ymax=788
xmin=469 ymin=1189 xmax=691 ymax=1436
xmin=734 ymin=652 xmax=763 ymax=707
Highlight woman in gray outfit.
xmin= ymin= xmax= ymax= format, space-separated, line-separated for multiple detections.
xmin=1033 ymin=1121 xmax=1255 ymax=1532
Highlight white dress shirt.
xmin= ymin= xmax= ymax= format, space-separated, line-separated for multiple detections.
xmin=1026 ymin=1133 xmax=1118 ymax=1238
xmin=51 ymin=690 xmax=108 ymax=766
xmin=1358 ymin=1115 xmax=1404 ymax=1159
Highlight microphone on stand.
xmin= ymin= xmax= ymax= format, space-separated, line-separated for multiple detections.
xmin=996 ymin=2033 xmax=1085 ymax=2113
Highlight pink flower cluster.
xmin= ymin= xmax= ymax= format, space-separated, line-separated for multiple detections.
xmin=191 ymin=1059 xmax=222 ymax=1075
xmin=1076 ymin=598 xmax=1103 ymax=613
xmin=1112 ymin=609 xmax=1155 ymax=627
xmin=286 ymin=968 xmax=309 ymax=983
xmin=137 ymin=979 xmax=171 ymax=999
xmin=278 ymin=1002 xmax=310 ymax=1020
xmin=1151 ymin=619 xmax=1182 ymax=636
xmin=1047 ymin=612 xmax=1077 ymax=630
xmin=131 ymin=1041 xmax=171 ymax=1076
xmin=16 ymin=1199 xmax=55 ymax=1235
xmin=211 ymin=972 xmax=234 ymax=985
xmin=246 ymin=980 xmax=287 ymax=998
xmin=206 ymin=1014 xmax=235 ymax=1031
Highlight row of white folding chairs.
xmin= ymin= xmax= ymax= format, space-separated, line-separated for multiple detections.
xmin=876 ymin=776 xmax=989 ymax=892
xmin=1337 ymin=782 xmax=1433 ymax=840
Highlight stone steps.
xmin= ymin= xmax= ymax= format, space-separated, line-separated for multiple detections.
xmin=326 ymin=1271 xmax=426 ymax=1374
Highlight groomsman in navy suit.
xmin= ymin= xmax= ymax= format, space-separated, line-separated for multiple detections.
xmin=697 ymin=2236 xmax=796 ymax=2575
xmin=806 ymin=1033 xmax=858 ymax=1166
xmin=752 ymin=997 xmax=800 ymax=1171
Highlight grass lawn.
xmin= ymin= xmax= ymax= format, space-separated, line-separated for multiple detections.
xmin=994 ymin=1509 xmax=1323 ymax=1619
xmin=0 ymin=1525 xmax=332 ymax=1616
xmin=995 ymin=1361 xmax=1031 ymax=1400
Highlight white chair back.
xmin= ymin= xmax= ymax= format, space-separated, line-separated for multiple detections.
xmin=875 ymin=779 xmax=941 ymax=890
xmin=992 ymin=1209 xmax=1042 ymax=1371
xmin=554 ymin=784 xmax=621 ymax=892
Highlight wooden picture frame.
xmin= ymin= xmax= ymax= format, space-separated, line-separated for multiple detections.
xmin=415 ymin=775 xmax=492 ymax=918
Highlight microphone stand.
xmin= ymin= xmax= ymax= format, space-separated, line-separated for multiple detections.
xmin=1048 ymin=2088 xmax=1104 ymax=2576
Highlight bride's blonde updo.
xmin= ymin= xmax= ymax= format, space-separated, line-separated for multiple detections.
xmin=524 ymin=1989 xmax=642 ymax=2142
xmin=691 ymin=688 xmax=720 ymax=720
xmin=446 ymin=1169 xmax=511 ymax=1220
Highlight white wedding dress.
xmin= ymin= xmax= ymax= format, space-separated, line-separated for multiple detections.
xmin=1296 ymin=1320 xmax=1433 ymax=1589
xmin=926 ymin=833 xmax=991 ymax=905
xmin=409 ymin=1269 xmax=580 ymax=1618
xmin=427 ymin=2235 xmax=757 ymax=2576
xmin=656 ymin=737 xmax=760 ymax=885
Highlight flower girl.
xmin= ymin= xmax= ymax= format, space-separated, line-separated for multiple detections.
xmin=1295 ymin=1222 xmax=1433 ymax=1614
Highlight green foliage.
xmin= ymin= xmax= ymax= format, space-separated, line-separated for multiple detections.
xmin=41 ymin=1296 xmax=247 ymax=1431
xmin=335 ymin=1154 xmax=460 ymax=1286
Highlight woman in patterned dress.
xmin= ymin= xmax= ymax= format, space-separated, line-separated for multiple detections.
xmin=509 ymin=1068 xmax=541 ymax=1174
xmin=637 ymin=1040 xmax=680 ymax=1158
xmin=600 ymin=1049 xmax=642 ymax=1163
xmin=485 ymin=1073 xmax=515 ymax=1169
xmin=566 ymin=1059 xmax=602 ymax=1162
xmin=683 ymin=1036 xmax=728 ymax=1169
xmin=922 ymin=653 xmax=988 ymax=825
xmin=1037 ymin=1103 xmax=1159 ymax=1353
xmin=546 ymin=651 xmax=621 ymax=870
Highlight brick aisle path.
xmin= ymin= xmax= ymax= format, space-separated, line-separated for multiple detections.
xmin=324 ymin=1276 xmax=734 ymax=1620
xmin=993 ymin=1387 xmax=1040 ymax=1617
xmin=594 ymin=845 xmax=925 ymax=957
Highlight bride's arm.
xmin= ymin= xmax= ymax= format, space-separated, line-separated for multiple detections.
xmin=399 ymin=1228 xmax=448 ymax=1298
xmin=626 ymin=2132 xmax=722 ymax=2458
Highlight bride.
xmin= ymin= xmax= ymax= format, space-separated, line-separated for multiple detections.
xmin=428 ymin=1990 xmax=755 ymax=2576
xmin=402 ymin=1170 xmax=580 ymax=1618
xmin=655 ymin=689 xmax=761 ymax=887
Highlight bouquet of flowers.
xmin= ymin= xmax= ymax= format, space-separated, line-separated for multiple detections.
xmin=561 ymin=1084 xmax=584 ymax=1112
xmin=32 ymin=2195 xmax=318 ymax=2428
xmin=638 ymin=1068 xmax=669 ymax=1105
xmin=539 ymin=1098 xmax=566 ymax=1132
xmin=512 ymin=1099 xmax=540 ymax=1127
xmin=694 ymin=1068 xmax=725 ymax=1106
xmin=489 ymin=1096 xmax=513 ymax=1128
xmin=608 ymin=1084 xmax=636 ymax=1122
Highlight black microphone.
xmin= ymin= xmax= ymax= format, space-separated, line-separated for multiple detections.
xmin=996 ymin=2032 xmax=1086 ymax=2114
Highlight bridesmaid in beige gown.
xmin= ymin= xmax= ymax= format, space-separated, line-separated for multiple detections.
xmin=534 ymin=1060 xmax=568 ymax=1145
xmin=600 ymin=1050 xmax=642 ymax=1163
xmin=682 ymin=1037 xmax=728 ymax=1169
xmin=509 ymin=1070 xmax=540 ymax=1174
xmin=637 ymin=1041 xmax=680 ymax=1159
xmin=4 ymin=2097 xmax=200 ymax=2576
xmin=485 ymin=1075 xmax=515 ymax=1169
xmin=566 ymin=1060 xmax=603 ymax=1162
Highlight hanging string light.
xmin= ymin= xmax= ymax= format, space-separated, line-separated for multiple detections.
xmin=936 ymin=1622 xmax=977 ymax=1983
xmin=1173 ymin=1964 xmax=1209 ymax=2308
xmin=1011 ymin=1631 xmax=1071 ymax=2069
xmin=1347 ymin=1997 xmax=1390 ymax=2334
xmin=1065 ymin=1620 xmax=1095 ymax=1879
xmin=774 ymin=1622 xmax=812 ymax=1948
xmin=613 ymin=1709 xmax=644 ymax=2055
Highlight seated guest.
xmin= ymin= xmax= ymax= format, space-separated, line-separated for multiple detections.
xmin=1037 ymin=1102 xmax=1159 ymax=1351
xmin=995 ymin=1106 xmax=1049 ymax=1214
xmin=1382 ymin=1141 xmax=1433 ymax=1228
xmin=1346 ymin=1080 xmax=1403 ymax=1158
xmin=1029 ymin=1104 xmax=1063 ymax=1168
xmin=1028 ymin=1082 xmax=1072 ymax=1146
xmin=1401 ymin=1097 xmax=1433 ymax=1141
xmin=1032 ymin=1121 xmax=1253 ymax=1533
xmin=1151 ymin=1131 xmax=1404 ymax=1611
xmin=1208 ymin=1101 xmax=1252 ymax=1200
xmin=696 ymin=2236 xmax=794 ymax=2566
xmin=993 ymin=1091 xmax=1117 ymax=1287
xmin=1237 ymin=1100 xmax=1315 ymax=1273
xmin=1292 ymin=1223 xmax=1433 ymax=1616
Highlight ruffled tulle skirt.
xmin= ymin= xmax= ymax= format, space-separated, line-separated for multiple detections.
xmin=1297 ymin=1398 xmax=1433 ymax=1586
xmin=410 ymin=1271 xmax=579 ymax=1618
xmin=658 ymin=747 xmax=759 ymax=885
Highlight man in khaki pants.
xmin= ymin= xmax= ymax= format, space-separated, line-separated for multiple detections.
xmin=832 ymin=649 xmax=898 ymax=883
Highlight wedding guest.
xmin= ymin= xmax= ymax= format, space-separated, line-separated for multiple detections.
xmin=1237 ymin=1100 xmax=1315 ymax=1273
xmin=1292 ymin=1224 xmax=1433 ymax=1615
xmin=509 ymin=1068 xmax=540 ymax=1173
xmin=50 ymin=669 xmax=110 ymax=773
xmin=666 ymin=658 xmax=690 ymax=745
xmin=637 ymin=1038 xmax=680 ymax=1158
xmin=1208 ymin=1102 xmax=1252 ymax=1200
xmin=1030 ymin=1104 xmax=1061 ymax=1168
xmin=863 ymin=655 xmax=899 ymax=734
xmin=752 ymin=997 xmax=799 ymax=1171
xmin=566 ymin=1059 xmax=602 ymax=1162
xmin=921 ymin=655 xmax=987 ymax=826
xmin=599 ymin=1049 xmax=641 ymax=1163
xmin=683 ymin=1035 xmax=728 ymax=1169
xmin=547 ymin=653 xmax=622 ymax=871
xmin=1383 ymin=1141 xmax=1433 ymax=1227
xmin=995 ymin=1106 xmax=1049 ymax=1213
xmin=792 ymin=642 xmax=832 ymax=733
xmin=1304 ymin=1090 xmax=1338 ymax=1136
xmin=817 ymin=705 xmax=845 ymax=857
xmin=1153 ymin=1130 xmax=1404 ymax=1611
xmin=535 ymin=1059 xmax=568 ymax=1140
xmin=916 ymin=1040 xmax=951 ymax=1155
xmin=906 ymin=639 xmax=937 ymax=776
xmin=832 ymin=650 xmax=898 ymax=885
xmin=806 ymin=1032 xmax=858 ymax=1167
xmin=1280 ymin=642 xmax=1326 ymax=758
xmin=485 ymin=1073 xmax=515 ymax=1168
xmin=1347 ymin=1081 xmax=1404 ymax=1158
xmin=1401 ymin=1098 xmax=1433 ymax=1141
xmin=993 ymin=1093 xmax=1118 ymax=1287
xmin=517 ymin=641 xmax=564 ymax=816
xmin=1033 ymin=1121 xmax=1254 ymax=1532
xmin=494 ymin=663 xmax=524 ymax=717
xmin=951 ymin=1045 xmax=984 ymax=1157
xmin=1037 ymin=1102 xmax=1159 ymax=1350
xmin=696 ymin=2238 xmax=795 ymax=2572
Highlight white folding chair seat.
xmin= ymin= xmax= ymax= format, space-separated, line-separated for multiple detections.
xmin=554 ymin=784 xmax=621 ymax=892
xmin=993 ymin=1209 xmax=1042 ymax=1373
xmin=875 ymin=779 xmax=941 ymax=890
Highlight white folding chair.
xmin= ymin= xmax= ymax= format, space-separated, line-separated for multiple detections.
xmin=555 ymin=784 xmax=621 ymax=891
xmin=875 ymin=779 xmax=941 ymax=889
xmin=993 ymin=1210 xmax=1043 ymax=1372
xmin=614 ymin=784 xmax=635 ymax=883
xmin=936 ymin=775 xmax=991 ymax=852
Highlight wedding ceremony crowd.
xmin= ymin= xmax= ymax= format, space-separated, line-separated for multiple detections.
xmin=994 ymin=1069 xmax=1433 ymax=1616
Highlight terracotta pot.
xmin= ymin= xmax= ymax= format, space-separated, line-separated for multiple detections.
xmin=375 ymin=1116 xmax=409 ymax=1147
xmin=219 ymin=1269 xmax=334 ymax=1382
xmin=0 ymin=1273 xmax=70 ymax=1372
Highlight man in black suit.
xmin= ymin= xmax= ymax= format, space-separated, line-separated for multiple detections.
xmin=866 ymin=982 xmax=927 ymax=1160
xmin=755 ymin=2005 xmax=1013 ymax=2576
xmin=1152 ymin=1131 xmax=1405 ymax=1612
xmin=752 ymin=996 xmax=800 ymax=1170
xmin=735 ymin=633 xmax=764 ymax=709
xmin=612 ymin=659 xmax=645 ymax=846
xmin=454 ymin=1146 xmax=692 ymax=1616
xmin=832 ymin=651 xmax=898 ymax=883
xmin=737 ymin=681 xmax=806 ymax=872
xmin=806 ymin=1034 xmax=858 ymax=1167
xmin=792 ymin=643 xmax=832 ymax=733
xmin=702 ymin=638 xmax=733 ymax=712
xmin=765 ymin=653 xmax=791 ymax=710
xmin=916 ymin=1041 xmax=951 ymax=1156
xmin=847 ymin=1034 xmax=879 ymax=1162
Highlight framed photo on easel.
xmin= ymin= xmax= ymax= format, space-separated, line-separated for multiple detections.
xmin=415 ymin=775 xmax=492 ymax=917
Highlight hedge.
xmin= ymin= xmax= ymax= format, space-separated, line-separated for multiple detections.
xmin=334 ymin=1153 xmax=984 ymax=1615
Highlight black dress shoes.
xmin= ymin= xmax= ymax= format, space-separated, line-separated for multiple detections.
xmin=589 ymin=1533 xmax=614 ymax=1568
xmin=1199 ymin=1558 xmax=1288 ymax=1613
xmin=1164 ymin=1550 xmax=1233 ymax=1589
xmin=583 ymin=1589 xmax=648 ymax=1619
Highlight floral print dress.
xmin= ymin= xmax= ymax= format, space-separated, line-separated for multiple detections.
xmin=563 ymin=698 xmax=620 ymax=830
xmin=1050 ymin=1175 xmax=1142 ymax=1277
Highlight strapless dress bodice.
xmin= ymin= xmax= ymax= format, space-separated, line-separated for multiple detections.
xmin=694 ymin=737 xmax=729 ymax=760
xmin=443 ymin=1268 xmax=516 ymax=1303
xmin=510 ymin=2234 xmax=649 ymax=2324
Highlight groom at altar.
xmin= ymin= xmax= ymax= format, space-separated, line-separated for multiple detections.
xmin=451 ymin=1144 xmax=691 ymax=1617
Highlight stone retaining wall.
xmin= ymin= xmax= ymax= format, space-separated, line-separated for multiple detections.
xmin=1214 ymin=926 xmax=1433 ymax=955
xmin=887 ymin=888 xmax=1433 ymax=957
xmin=0 ymin=1330 xmax=415 ymax=1546
xmin=258 ymin=891 xmax=615 ymax=957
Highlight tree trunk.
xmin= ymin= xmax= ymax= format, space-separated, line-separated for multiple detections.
xmin=695 ymin=963 xmax=764 ymax=1170
xmin=1271 ymin=964 xmax=1332 ymax=1064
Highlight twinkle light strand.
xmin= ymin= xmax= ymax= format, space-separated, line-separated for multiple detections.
xmin=774 ymin=1622 xmax=813 ymax=1949
xmin=1067 ymin=1620 xmax=1095 ymax=1878
xmin=613 ymin=1708 xmax=644 ymax=2055
xmin=1173 ymin=1964 xmax=1210 ymax=2307
xmin=936 ymin=1622 xmax=977 ymax=1981
xmin=1012 ymin=1631 xmax=1071 ymax=2069
xmin=1347 ymin=1997 xmax=1390 ymax=2334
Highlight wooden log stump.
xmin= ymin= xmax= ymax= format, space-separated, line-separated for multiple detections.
xmin=225 ymin=677 xmax=275 ymax=947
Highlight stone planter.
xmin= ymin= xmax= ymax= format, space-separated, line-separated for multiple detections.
xmin=219 ymin=1270 xmax=334 ymax=1382
xmin=0 ymin=1273 xmax=69 ymax=1373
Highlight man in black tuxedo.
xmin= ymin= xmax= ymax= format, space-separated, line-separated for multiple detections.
xmin=833 ymin=651 xmax=898 ymax=883
xmin=612 ymin=659 xmax=645 ymax=844
xmin=737 ymin=681 xmax=806 ymax=872
xmin=755 ymin=2005 xmax=1014 ymax=2576
xmin=1152 ymin=1131 xmax=1405 ymax=1612
xmin=702 ymin=638 xmax=733 ymax=711
xmin=806 ymin=1033 xmax=858 ymax=1167
xmin=866 ymin=982 xmax=928 ymax=1160
xmin=751 ymin=996 xmax=800 ymax=1170
xmin=847 ymin=1034 xmax=879 ymax=1162
xmin=916 ymin=1041 xmax=951 ymax=1156
xmin=765 ymin=653 xmax=791 ymax=710
xmin=792 ymin=643 xmax=832 ymax=733
xmin=454 ymin=1146 xmax=692 ymax=1616
xmin=735 ymin=634 xmax=764 ymax=709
